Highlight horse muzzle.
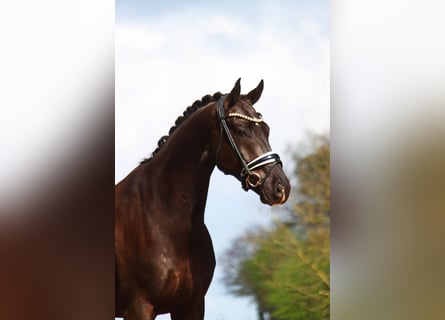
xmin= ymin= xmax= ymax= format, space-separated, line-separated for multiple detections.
xmin=251 ymin=164 xmax=290 ymax=206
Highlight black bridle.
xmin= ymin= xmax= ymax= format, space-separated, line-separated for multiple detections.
xmin=216 ymin=95 xmax=282 ymax=190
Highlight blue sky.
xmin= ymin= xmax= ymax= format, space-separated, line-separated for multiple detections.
xmin=115 ymin=1 xmax=329 ymax=319
xmin=116 ymin=0 xmax=329 ymax=29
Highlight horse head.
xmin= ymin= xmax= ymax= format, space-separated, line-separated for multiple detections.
xmin=214 ymin=78 xmax=291 ymax=206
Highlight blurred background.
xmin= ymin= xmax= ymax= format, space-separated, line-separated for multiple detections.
xmin=1 ymin=1 xmax=445 ymax=320
xmin=0 ymin=1 xmax=115 ymax=319
xmin=332 ymin=1 xmax=445 ymax=319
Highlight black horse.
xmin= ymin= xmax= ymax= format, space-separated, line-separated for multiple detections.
xmin=115 ymin=79 xmax=290 ymax=319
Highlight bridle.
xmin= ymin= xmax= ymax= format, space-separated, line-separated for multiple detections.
xmin=216 ymin=94 xmax=282 ymax=190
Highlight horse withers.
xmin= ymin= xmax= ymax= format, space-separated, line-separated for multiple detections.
xmin=115 ymin=79 xmax=290 ymax=319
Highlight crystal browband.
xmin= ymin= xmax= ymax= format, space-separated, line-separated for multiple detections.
xmin=227 ymin=112 xmax=263 ymax=123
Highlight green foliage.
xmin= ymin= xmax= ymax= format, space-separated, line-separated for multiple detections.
xmin=291 ymin=134 xmax=330 ymax=227
xmin=222 ymin=135 xmax=330 ymax=320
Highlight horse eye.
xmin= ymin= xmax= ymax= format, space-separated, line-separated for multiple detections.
xmin=236 ymin=127 xmax=249 ymax=137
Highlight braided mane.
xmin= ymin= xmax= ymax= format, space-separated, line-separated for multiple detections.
xmin=141 ymin=91 xmax=223 ymax=164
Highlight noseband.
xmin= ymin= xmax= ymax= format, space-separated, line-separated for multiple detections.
xmin=216 ymin=95 xmax=282 ymax=189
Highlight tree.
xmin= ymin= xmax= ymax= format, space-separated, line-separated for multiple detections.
xmin=222 ymin=135 xmax=330 ymax=320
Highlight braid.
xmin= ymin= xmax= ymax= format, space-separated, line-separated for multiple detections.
xmin=140 ymin=91 xmax=223 ymax=164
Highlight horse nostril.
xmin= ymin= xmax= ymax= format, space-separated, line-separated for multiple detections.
xmin=273 ymin=182 xmax=287 ymax=205
xmin=276 ymin=182 xmax=284 ymax=195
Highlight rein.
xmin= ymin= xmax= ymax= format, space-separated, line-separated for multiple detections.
xmin=216 ymin=95 xmax=282 ymax=189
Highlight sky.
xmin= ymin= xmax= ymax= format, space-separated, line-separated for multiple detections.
xmin=115 ymin=1 xmax=329 ymax=318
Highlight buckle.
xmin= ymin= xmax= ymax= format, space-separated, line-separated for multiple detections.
xmin=246 ymin=172 xmax=262 ymax=188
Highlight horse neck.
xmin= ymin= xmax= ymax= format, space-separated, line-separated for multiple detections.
xmin=162 ymin=103 xmax=217 ymax=172
xmin=146 ymin=103 xmax=218 ymax=220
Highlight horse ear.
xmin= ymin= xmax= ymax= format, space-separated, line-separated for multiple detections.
xmin=226 ymin=78 xmax=241 ymax=108
xmin=246 ymin=79 xmax=264 ymax=105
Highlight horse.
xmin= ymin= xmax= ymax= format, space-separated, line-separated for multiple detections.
xmin=115 ymin=79 xmax=291 ymax=319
